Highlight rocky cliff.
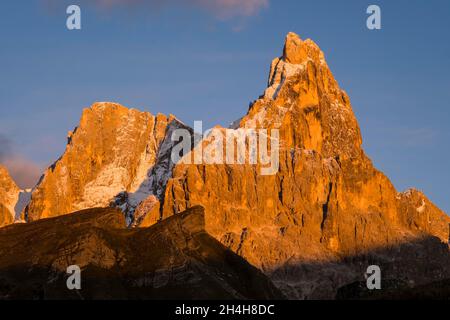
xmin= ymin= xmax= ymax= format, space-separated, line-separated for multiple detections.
xmin=25 ymin=102 xmax=191 ymax=224
xmin=160 ymin=32 xmax=450 ymax=298
xmin=5 ymin=32 xmax=449 ymax=300
xmin=0 ymin=165 xmax=20 ymax=228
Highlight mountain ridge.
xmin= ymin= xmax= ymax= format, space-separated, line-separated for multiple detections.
xmin=0 ymin=32 xmax=448 ymax=299
xmin=0 ymin=205 xmax=283 ymax=300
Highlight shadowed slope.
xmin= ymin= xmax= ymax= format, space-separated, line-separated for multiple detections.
xmin=271 ymin=235 xmax=450 ymax=299
xmin=0 ymin=206 xmax=283 ymax=300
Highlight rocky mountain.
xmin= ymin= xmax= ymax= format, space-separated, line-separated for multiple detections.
xmin=0 ymin=206 xmax=283 ymax=300
xmin=0 ymin=32 xmax=448 ymax=300
xmin=24 ymin=102 xmax=192 ymax=225
xmin=160 ymin=32 xmax=450 ymax=298
xmin=0 ymin=165 xmax=20 ymax=228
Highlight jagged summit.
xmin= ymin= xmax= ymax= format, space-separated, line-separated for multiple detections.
xmin=237 ymin=32 xmax=363 ymax=160
xmin=283 ymin=32 xmax=323 ymax=64
xmin=265 ymin=33 xmax=327 ymax=94
xmin=87 ymin=102 xmax=182 ymax=124
xmin=90 ymin=101 xmax=125 ymax=110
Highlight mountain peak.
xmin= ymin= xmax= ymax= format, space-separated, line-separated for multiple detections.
xmin=262 ymin=33 xmax=329 ymax=102
xmin=25 ymin=102 xmax=191 ymax=222
xmin=283 ymin=32 xmax=307 ymax=64
xmin=90 ymin=101 xmax=127 ymax=110
xmin=236 ymin=33 xmax=363 ymax=158
xmin=283 ymin=32 xmax=323 ymax=65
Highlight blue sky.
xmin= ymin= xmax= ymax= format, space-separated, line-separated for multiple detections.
xmin=0 ymin=0 xmax=449 ymax=214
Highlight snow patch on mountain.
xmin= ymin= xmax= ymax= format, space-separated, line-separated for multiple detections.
xmin=76 ymin=165 xmax=131 ymax=210
xmin=113 ymin=119 xmax=194 ymax=226
xmin=14 ymin=189 xmax=32 ymax=221
xmin=416 ymin=199 xmax=426 ymax=213
xmin=264 ymin=58 xmax=307 ymax=100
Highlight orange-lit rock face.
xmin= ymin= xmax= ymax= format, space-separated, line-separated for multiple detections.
xmin=132 ymin=195 xmax=160 ymax=227
xmin=25 ymin=103 xmax=175 ymax=222
xmin=162 ymin=33 xmax=450 ymax=298
xmin=283 ymin=32 xmax=313 ymax=64
xmin=13 ymin=32 xmax=449 ymax=299
xmin=0 ymin=165 xmax=19 ymax=227
xmin=397 ymin=188 xmax=450 ymax=243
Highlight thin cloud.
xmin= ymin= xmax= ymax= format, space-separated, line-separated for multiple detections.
xmin=374 ymin=126 xmax=438 ymax=148
xmin=43 ymin=0 xmax=269 ymax=19
xmin=0 ymin=135 xmax=12 ymax=161
xmin=0 ymin=134 xmax=43 ymax=189
xmin=193 ymin=0 xmax=269 ymax=19
xmin=396 ymin=127 xmax=437 ymax=147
